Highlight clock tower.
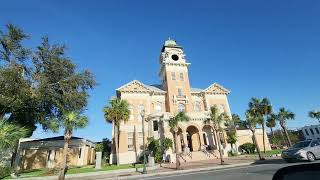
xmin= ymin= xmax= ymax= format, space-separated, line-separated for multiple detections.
xmin=159 ymin=39 xmax=193 ymax=113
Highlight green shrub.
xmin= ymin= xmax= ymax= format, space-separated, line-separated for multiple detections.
xmin=147 ymin=137 xmax=172 ymax=163
xmin=95 ymin=143 xmax=103 ymax=152
xmin=0 ymin=166 xmax=11 ymax=179
xmin=239 ymin=143 xmax=256 ymax=154
xmin=227 ymin=150 xmax=238 ymax=157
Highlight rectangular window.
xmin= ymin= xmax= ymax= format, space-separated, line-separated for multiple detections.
xmin=315 ymin=128 xmax=320 ymax=134
xmin=153 ymin=121 xmax=158 ymax=131
xmin=305 ymin=129 xmax=310 ymax=136
xmin=180 ymin=73 xmax=184 ymax=81
xmin=310 ymin=128 xmax=315 ymax=135
xmin=178 ymin=88 xmax=183 ymax=96
xmin=171 ymin=72 xmax=176 ymax=80
xmin=47 ymin=150 xmax=52 ymax=161
xmin=128 ymin=132 xmax=134 ymax=151
xmin=79 ymin=148 xmax=82 ymax=158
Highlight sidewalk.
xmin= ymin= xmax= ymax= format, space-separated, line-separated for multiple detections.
xmin=19 ymin=156 xmax=282 ymax=180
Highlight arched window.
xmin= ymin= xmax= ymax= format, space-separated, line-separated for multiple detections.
xmin=128 ymin=105 xmax=134 ymax=120
xmin=194 ymin=102 xmax=201 ymax=112
xmin=154 ymin=102 xmax=162 ymax=113
xmin=178 ymin=103 xmax=186 ymax=112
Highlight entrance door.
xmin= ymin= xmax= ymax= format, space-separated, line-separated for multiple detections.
xmin=187 ymin=132 xmax=193 ymax=151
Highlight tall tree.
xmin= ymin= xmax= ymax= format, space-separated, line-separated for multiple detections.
xmin=275 ymin=107 xmax=295 ymax=147
xmin=205 ymin=105 xmax=229 ymax=165
xmin=103 ymin=98 xmax=130 ymax=166
xmin=168 ymin=112 xmax=190 ymax=169
xmin=33 ymin=37 xmax=96 ymax=123
xmin=47 ymin=112 xmax=88 ymax=180
xmin=309 ymin=110 xmax=320 ymax=123
xmin=245 ymin=110 xmax=265 ymax=160
xmin=266 ymin=114 xmax=276 ymax=139
xmin=0 ymin=24 xmax=96 ymax=137
xmin=0 ymin=24 xmax=36 ymax=136
xmin=248 ymin=97 xmax=272 ymax=153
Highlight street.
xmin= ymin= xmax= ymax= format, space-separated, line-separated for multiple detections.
xmin=126 ymin=161 xmax=313 ymax=180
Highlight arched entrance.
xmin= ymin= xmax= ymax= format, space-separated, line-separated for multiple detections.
xmin=186 ymin=126 xmax=201 ymax=151
xmin=202 ymin=125 xmax=217 ymax=150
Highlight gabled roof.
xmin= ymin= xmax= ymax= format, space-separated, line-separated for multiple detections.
xmin=190 ymin=87 xmax=204 ymax=93
xmin=29 ymin=136 xmax=83 ymax=142
xmin=146 ymin=84 xmax=166 ymax=93
xmin=117 ymin=80 xmax=166 ymax=94
xmin=204 ymin=83 xmax=230 ymax=95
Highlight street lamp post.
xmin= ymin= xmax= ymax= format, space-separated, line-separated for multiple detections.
xmin=140 ymin=109 xmax=147 ymax=174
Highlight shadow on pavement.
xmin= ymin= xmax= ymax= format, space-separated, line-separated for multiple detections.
xmin=252 ymin=158 xmax=287 ymax=165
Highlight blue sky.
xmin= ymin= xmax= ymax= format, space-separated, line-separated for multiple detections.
xmin=1 ymin=0 xmax=320 ymax=142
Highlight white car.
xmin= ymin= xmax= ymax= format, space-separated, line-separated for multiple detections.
xmin=281 ymin=139 xmax=320 ymax=162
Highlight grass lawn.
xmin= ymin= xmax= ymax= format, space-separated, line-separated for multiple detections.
xmin=262 ymin=149 xmax=283 ymax=156
xmin=5 ymin=164 xmax=143 ymax=179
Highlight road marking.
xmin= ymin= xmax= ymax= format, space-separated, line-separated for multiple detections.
xmin=137 ymin=164 xmax=274 ymax=180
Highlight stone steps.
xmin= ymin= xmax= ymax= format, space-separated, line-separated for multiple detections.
xmin=179 ymin=150 xmax=219 ymax=162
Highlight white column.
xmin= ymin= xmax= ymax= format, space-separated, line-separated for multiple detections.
xmin=47 ymin=149 xmax=55 ymax=168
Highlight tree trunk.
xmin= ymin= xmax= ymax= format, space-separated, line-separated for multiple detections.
xmin=270 ymin=127 xmax=275 ymax=139
xmin=58 ymin=130 xmax=71 ymax=180
xmin=251 ymin=129 xmax=264 ymax=160
xmin=279 ymin=129 xmax=287 ymax=146
xmin=173 ymin=131 xmax=180 ymax=170
xmin=216 ymin=130 xmax=224 ymax=165
xmin=262 ymin=122 xmax=266 ymax=153
xmin=282 ymin=126 xmax=292 ymax=147
xmin=115 ymin=125 xmax=120 ymax=166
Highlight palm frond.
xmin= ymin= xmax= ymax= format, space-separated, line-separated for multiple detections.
xmin=0 ymin=120 xmax=29 ymax=150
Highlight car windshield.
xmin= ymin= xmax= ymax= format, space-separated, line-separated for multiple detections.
xmin=292 ymin=141 xmax=312 ymax=148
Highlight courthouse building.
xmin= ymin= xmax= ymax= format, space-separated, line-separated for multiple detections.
xmin=110 ymin=39 xmax=270 ymax=164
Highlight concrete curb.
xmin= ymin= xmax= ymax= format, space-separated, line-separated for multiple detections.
xmin=18 ymin=165 xmax=159 ymax=180
xmin=105 ymin=162 xmax=255 ymax=180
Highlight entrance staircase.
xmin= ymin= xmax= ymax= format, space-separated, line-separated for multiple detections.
xmin=178 ymin=149 xmax=219 ymax=163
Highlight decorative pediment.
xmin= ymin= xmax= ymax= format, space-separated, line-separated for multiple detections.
xmin=204 ymin=83 xmax=230 ymax=95
xmin=116 ymin=80 xmax=151 ymax=93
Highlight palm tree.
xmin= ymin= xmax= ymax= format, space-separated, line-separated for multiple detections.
xmin=248 ymin=98 xmax=272 ymax=153
xmin=0 ymin=119 xmax=28 ymax=174
xmin=275 ymin=107 xmax=295 ymax=147
xmin=231 ymin=113 xmax=241 ymax=130
xmin=58 ymin=112 xmax=88 ymax=180
xmin=103 ymin=98 xmax=130 ymax=166
xmin=225 ymin=113 xmax=240 ymax=153
xmin=266 ymin=114 xmax=276 ymax=139
xmin=168 ymin=112 xmax=190 ymax=170
xmin=205 ymin=105 xmax=229 ymax=165
xmin=0 ymin=120 xmax=28 ymax=151
xmin=309 ymin=110 xmax=320 ymax=123
xmin=245 ymin=110 xmax=265 ymax=160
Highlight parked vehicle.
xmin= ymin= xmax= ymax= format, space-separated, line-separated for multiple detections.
xmin=281 ymin=139 xmax=320 ymax=162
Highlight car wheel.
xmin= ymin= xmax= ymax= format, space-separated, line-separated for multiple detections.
xmin=307 ymin=152 xmax=315 ymax=162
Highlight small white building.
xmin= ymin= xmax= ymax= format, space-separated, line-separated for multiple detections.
xmin=301 ymin=124 xmax=320 ymax=140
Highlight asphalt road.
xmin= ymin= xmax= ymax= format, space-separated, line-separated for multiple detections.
xmin=130 ymin=161 xmax=312 ymax=180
